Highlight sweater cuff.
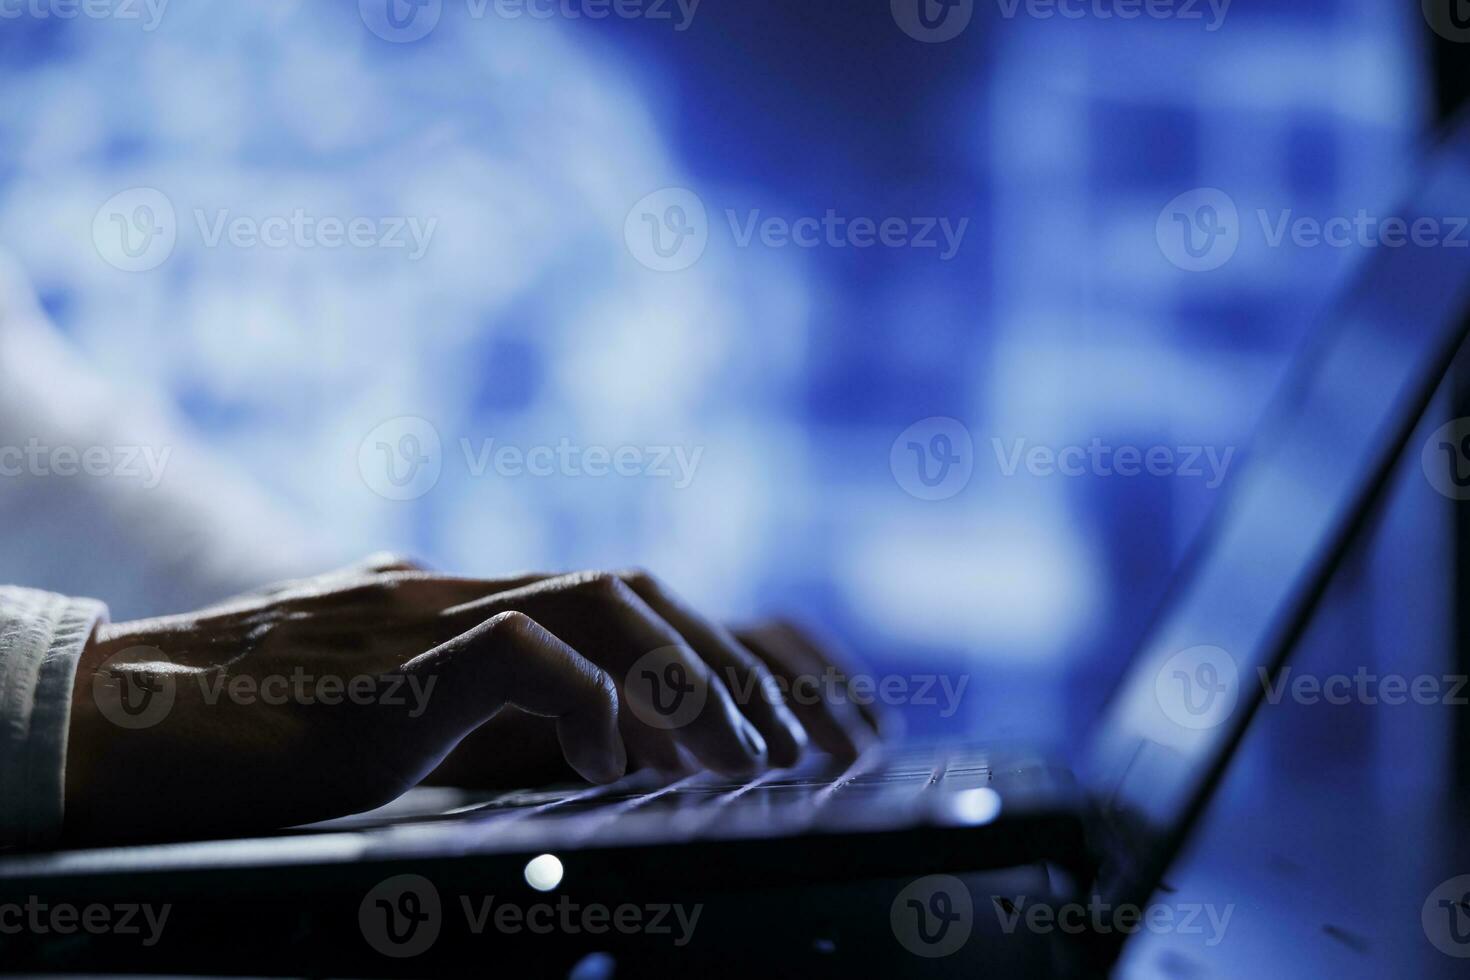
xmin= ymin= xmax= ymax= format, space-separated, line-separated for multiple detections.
xmin=0 ymin=587 xmax=108 ymax=846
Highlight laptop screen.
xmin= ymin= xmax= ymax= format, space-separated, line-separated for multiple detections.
xmin=1083 ymin=120 xmax=1470 ymax=903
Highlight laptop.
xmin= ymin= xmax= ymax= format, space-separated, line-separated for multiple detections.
xmin=5 ymin=119 xmax=1470 ymax=978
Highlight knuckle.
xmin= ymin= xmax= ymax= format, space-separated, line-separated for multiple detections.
xmin=366 ymin=573 xmax=410 ymax=594
xmin=616 ymin=567 xmax=658 ymax=594
xmin=768 ymin=615 xmax=804 ymax=638
xmin=726 ymin=638 xmax=773 ymax=676
xmin=362 ymin=551 xmax=419 ymax=572
xmin=572 ymin=570 xmax=633 ymax=604
xmin=486 ymin=609 xmax=535 ymax=638
xmin=589 ymin=667 xmax=620 ymax=706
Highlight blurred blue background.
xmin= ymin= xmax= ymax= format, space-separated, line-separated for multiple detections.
xmin=0 ymin=0 xmax=1444 ymax=752
xmin=3 ymin=2 xmax=1468 ymax=972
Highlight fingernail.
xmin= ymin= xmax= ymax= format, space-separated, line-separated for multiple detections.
xmin=605 ymin=735 xmax=628 ymax=782
xmin=766 ymin=705 xmax=808 ymax=767
xmin=740 ymin=718 xmax=768 ymax=760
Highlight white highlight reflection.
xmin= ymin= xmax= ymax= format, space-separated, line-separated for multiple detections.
xmin=524 ymin=853 xmax=564 ymax=892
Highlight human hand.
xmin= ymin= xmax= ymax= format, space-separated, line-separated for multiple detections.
xmin=426 ymin=605 xmax=887 ymax=791
xmin=64 ymin=558 xmax=880 ymax=841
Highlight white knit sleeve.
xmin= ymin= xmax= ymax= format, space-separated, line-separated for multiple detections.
xmin=0 ymin=587 xmax=107 ymax=846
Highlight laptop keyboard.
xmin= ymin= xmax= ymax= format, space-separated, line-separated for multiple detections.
xmin=336 ymin=743 xmax=998 ymax=849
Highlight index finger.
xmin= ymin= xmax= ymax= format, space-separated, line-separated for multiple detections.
xmin=395 ymin=611 xmax=627 ymax=785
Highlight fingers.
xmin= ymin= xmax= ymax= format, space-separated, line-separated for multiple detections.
xmin=422 ymin=711 xmax=580 ymax=790
xmin=436 ymin=574 xmax=770 ymax=778
xmin=398 ymin=611 xmax=626 ymax=785
xmin=399 ymin=568 xmax=811 ymax=768
xmin=732 ymin=620 xmax=884 ymax=761
xmin=779 ymin=619 xmax=894 ymax=737
xmin=282 ymin=564 xmax=856 ymax=780
xmin=616 ymin=569 xmax=807 ymax=767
